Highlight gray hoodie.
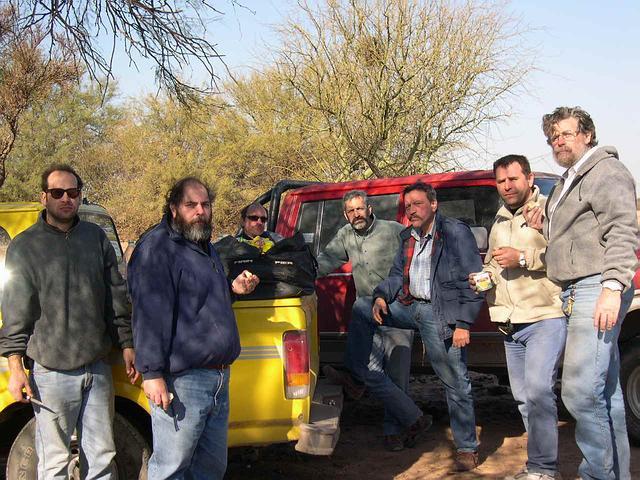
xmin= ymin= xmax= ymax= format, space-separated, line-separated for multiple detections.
xmin=543 ymin=146 xmax=639 ymax=288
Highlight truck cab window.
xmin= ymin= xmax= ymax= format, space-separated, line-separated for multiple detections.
xmin=318 ymin=199 xmax=347 ymax=253
xmin=296 ymin=201 xmax=320 ymax=252
xmin=368 ymin=194 xmax=400 ymax=221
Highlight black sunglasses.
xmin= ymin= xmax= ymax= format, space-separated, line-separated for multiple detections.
xmin=247 ymin=215 xmax=267 ymax=222
xmin=46 ymin=188 xmax=82 ymax=199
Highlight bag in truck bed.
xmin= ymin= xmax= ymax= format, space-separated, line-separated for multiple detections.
xmin=214 ymin=232 xmax=317 ymax=300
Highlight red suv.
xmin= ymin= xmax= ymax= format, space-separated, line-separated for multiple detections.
xmin=252 ymin=170 xmax=640 ymax=442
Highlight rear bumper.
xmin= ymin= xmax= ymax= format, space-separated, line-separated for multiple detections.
xmin=294 ymin=380 xmax=343 ymax=455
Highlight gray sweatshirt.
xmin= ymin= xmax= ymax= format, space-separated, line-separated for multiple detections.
xmin=543 ymin=146 xmax=639 ymax=288
xmin=317 ymin=216 xmax=404 ymax=297
xmin=0 ymin=212 xmax=132 ymax=370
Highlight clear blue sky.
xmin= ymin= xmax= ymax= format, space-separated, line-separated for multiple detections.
xmin=108 ymin=0 xmax=640 ymax=185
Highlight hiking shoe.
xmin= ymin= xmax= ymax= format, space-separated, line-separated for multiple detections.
xmin=504 ymin=469 xmax=528 ymax=480
xmin=505 ymin=468 xmax=562 ymax=480
xmin=454 ymin=450 xmax=479 ymax=472
xmin=404 ymin=414 xmax=433 ymax=447
xmin=322 ymin=365 xmax=366 ymax=400
xmin=384 ymin=434 xmax=404 ymax=452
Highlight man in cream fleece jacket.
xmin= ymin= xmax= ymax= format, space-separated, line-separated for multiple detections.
xmin=471 ymin=155 xmax=565 ymax=480
xmin=527 ymin=106 xmax=638 ymax=480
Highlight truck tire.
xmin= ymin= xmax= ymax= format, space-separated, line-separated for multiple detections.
xmin=6 ymin=412 xmax=150 ymax=480
xmin=621 ymin=340 xmax=640 ymax=445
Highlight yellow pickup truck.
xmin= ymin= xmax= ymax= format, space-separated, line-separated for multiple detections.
xmin=0 ymin=202 xmax=342 ymax=479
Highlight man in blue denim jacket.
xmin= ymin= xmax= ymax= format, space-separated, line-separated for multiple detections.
xmin=128 ymin=177 xmax=259 ymax=480
xmin=348 ymin=181 xmax=483 ymax=471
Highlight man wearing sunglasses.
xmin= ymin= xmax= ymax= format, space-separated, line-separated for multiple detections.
xmin=0 ymin=164 xmax=137 ymax=478
xmin=236 ymin=202 xmax=282 ymax=252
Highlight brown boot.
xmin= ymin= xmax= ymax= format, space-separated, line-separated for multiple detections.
xmin=384 ymin=434 xmax=404 ymax=452
xmin=454 ymin=450 xmax=479 ymax=472
xmin=404 ymin=414 xmax=433 ymax=447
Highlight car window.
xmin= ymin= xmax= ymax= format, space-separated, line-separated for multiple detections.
xmin=436 ymin=186 xmax=500 ymax=233
xmin=534 ymin=177 xmax=558 ymax=196
xmin=368 ymin=194 xmax=400 ymax=221
xmin=296 ymin=201 xmax=320 ymax=251
xmin=317 ymin=193 xmax=401 ymax=255
xmin=79 ymin=212 xmax=123 ymax=262
xmin=318 ymin=199 xmax=348 ymax=254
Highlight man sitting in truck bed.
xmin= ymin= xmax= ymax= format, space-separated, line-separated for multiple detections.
xmin=236 ymin=202 xmax=282 ymax=253
xmin=317 ymin=189 xmax=432 ymax=452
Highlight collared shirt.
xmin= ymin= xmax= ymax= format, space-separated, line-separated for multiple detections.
xmin=408 ymin=222 xmax=435 ymax=300
xmin=548 ymin=146 xmax=597 ymax=222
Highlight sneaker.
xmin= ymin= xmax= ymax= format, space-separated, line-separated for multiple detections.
xmin=504 ymin=469 xmax=528 ymax=480
xmin=505 ymin=469 xmax=528 ymax=480
xmin=505 ymin=470 xmax=562 ymax=480
xmin=384 ymin=434 xmax=404 ymax=452
xmin=322 ymin=365 xmax=366 ymax=400
xmin=404 ymin=414 xmax=433 ymax=447
xmin=524 ymin=474 xmax=562 ymax=480
xmin=454 ymin=450 xmax=479 ymax=472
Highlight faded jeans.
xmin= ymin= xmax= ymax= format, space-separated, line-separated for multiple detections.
xmin=347 ymin=299 xmax=478 ymax=451
xmin=30 ymin=359 xmax=116 ymax=480
xmin=148 ymin=368 xmax=230 ymax=480
xmin=504 ymin=317 xmax=566 ymax=476
xmin=560 ymin=275 xmax=634 ymax=480
xmin=367 ymin=314 xmax=415 ymax=435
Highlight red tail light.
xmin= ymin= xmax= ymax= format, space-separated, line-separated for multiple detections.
xmin=283 ymin=330 xmax=310 ymax=399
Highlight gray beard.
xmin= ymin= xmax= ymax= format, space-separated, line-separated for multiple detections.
xmin=172 ymin=217 xmax=212 ymax=243
xmin=554 ymin=156 xmax=576 ymax=169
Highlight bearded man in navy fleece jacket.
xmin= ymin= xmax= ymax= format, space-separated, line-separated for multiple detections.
xmin=128 ymin=177 xmax=258 ymax=480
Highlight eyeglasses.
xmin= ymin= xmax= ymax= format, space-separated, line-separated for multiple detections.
xmin=46 ymin=188 xmax=81 ymax=199
xmin=548 ymin=130 xmax=580 ymax=145
xmin=247 ymin=215 xmax=267 ymax=222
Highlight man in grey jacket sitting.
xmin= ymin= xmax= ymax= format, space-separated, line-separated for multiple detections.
xmin=317 ymin=190 xmax=431 ymax=452
xmin=526 ymin=107 xmax=638 ymax=480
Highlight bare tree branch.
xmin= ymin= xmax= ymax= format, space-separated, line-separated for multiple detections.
xmin=273 ymin=0 xmax=535 ymax=179
xmin=0 ymin=5 xmax=79 ymax=187
xmin=9 ymin=0 xmax=247 ymax=104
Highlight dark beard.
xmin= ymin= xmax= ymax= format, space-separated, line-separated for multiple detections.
xmin=172 ymin=215 xmax=212 ymax=243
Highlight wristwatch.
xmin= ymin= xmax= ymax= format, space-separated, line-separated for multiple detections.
xmin=518 ymin=251 xmax=526 ymax=268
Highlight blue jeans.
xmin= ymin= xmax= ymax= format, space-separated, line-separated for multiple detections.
xmin=347 ymin=299 xmax=478 ymax=451
xmin=367 ymin=312 xmax=415 ymax=435
xmin=148 ymin=368 xmax=230 ymax=480
xmin=504 ymin=317 xmax=566 ymax=476
xmin=560 ymin=275 xmax=634 ymax=480
xmin=30 ymin=360 xmax=116 ymax=480
xmin=346 ymin=298 xmax=422 ymax=434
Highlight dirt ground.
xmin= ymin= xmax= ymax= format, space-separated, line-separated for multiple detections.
xmin=226 ymin=372 xmax=640 ymax=480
